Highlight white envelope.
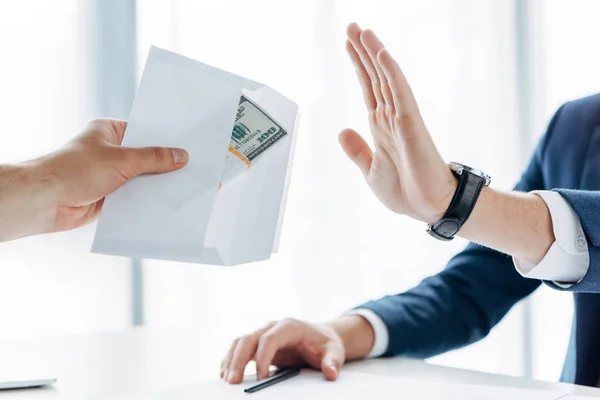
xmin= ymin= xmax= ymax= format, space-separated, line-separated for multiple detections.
xmin=91 ymin=46 xmax=299 ymax=266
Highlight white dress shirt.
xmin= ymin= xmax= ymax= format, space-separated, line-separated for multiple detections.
xmin=351 ymin=190 xmax=590 ymax=358
xmin=513 ymin=191 xmax=589 ymax=286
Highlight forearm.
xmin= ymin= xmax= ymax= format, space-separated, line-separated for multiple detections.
xmin=459 ymin=187 xmax=554 ymax=265
xmin=0 ymin=163 xmax=57 ymax=242
xmin=326 ymin=314 xmax=375 ymax=361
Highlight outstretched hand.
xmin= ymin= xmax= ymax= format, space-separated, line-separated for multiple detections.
xmin=339 ymin=23 xmax=456 ymax=224
xmin=40 ymin=119 xmax=189 ymax=232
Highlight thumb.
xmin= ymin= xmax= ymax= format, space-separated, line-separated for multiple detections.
xmin=127 ymin=146 xmax=189 ymax=174
xmin=320 ymin=343 xmax=344 ymax=381
xmin=338 ymin=129 xmax=373 ymax=177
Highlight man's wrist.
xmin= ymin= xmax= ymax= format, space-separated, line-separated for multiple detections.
xmin=0 ymin=162 xmax=58 ymax=241
xmin=326 ymin=314 xmax=375 ymax=361
xmin=347 ymin=309 xmax=388 ymax=358
xmin=459 ymin=187 xmax=555 ymax=265
xmin=513 ymin=190 xmax=589 ymax=284
xmin=423 ymin=169 xmax=458 ymax=225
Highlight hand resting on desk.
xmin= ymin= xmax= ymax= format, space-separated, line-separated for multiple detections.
xmin=220 ymin=315 xmax=375 ymax=384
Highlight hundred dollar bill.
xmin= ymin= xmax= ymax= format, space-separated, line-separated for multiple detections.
xmin=220 ymin=95 xmax=288 ymax=187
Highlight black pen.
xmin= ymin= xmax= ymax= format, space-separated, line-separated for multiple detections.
xmin=244 ymin=367 xmax=301 ymax=394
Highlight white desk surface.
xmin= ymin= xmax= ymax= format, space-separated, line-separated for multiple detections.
xmin=1 ymin=326 xmax=599 ymax=399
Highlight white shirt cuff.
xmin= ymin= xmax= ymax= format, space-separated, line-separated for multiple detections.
xmin=346 ymin=309 xmax=389 ymax=358
xmin=513 ymin=190 xmax=590 ymax=286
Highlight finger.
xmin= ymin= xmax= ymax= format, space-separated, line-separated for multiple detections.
xmin=220 ymin=338 xmax=239 ymax=378
xmin=255 ymin=320 xmax=304 ymax=381
xmin=320 ymin=342 xmax=345 ymax=381
xmin=227 ymin=323 xmax=276 ymax=384
xmin=338 ymin=129 xmax=373 ymax=177
xmin=377 ymin=49 xmax=420 ymax=119
xmin=345 ymin=40 xmax=376 ymax=111
xmin=359 ymin=30 xmax=393 ymax=108
xmin=127 ymin=146 xmax=189 ymax=175
xmin=227 ymin=336 xmax=260 ymax=384
xmin=346 ymin=23 xmax=385 ymax=107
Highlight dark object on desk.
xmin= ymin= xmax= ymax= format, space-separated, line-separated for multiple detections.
xmin=0 ymin=378 xmax=57 ymax=390
xmin=244 ymin=367 xmax=301 ymax=394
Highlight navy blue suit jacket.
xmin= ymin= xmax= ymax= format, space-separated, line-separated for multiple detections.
xmin=359 ymin=94 xmax=600 ymax=386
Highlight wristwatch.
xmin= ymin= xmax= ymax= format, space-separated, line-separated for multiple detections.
xmin=426 ymin=162 xmax=491 ymax=241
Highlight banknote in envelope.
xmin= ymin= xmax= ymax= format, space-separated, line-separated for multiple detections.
xmin=220 ymin=95 xmax=287 ymax=188
xmin=92 ymin=46 xmax=299 ymax=265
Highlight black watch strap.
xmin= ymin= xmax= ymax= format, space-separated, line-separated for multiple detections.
xmin=427 ymin=170 xmax=486 ymax=241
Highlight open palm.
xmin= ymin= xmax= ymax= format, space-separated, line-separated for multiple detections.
xmin=339 ymin=24 xmax=456 ymax=224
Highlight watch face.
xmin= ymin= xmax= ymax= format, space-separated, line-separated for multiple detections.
xmin=449 ymin=162 xmax=491 ymax=186
xmin=465 ymin=166 xmax=483 ymax=176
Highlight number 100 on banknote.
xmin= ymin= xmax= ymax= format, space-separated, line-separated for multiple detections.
xmin=220 ymin=95 xmax=288 ymax=187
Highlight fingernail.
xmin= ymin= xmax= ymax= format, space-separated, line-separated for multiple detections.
xmin=171 ymin=148 xmax=189 ymax=165
xmin=325 ymin=360 xmax=337 ymax=375
xmin=227 ymin=370 xmax=238 ymax=383
xmin=221 ymin=369 xmax=227 ymax=379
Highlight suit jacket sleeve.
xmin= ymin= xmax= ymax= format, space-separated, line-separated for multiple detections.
xmin=547 ymin=189 xmax=600 ymax=292
xmin=355 ymin=106 xmax=570 ymax=358
xmin=537 ymin=98 xmax=600 ymax=293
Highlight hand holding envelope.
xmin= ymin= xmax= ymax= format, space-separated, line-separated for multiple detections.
xmin=92 ymin=47 xmax=299 ymax=266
